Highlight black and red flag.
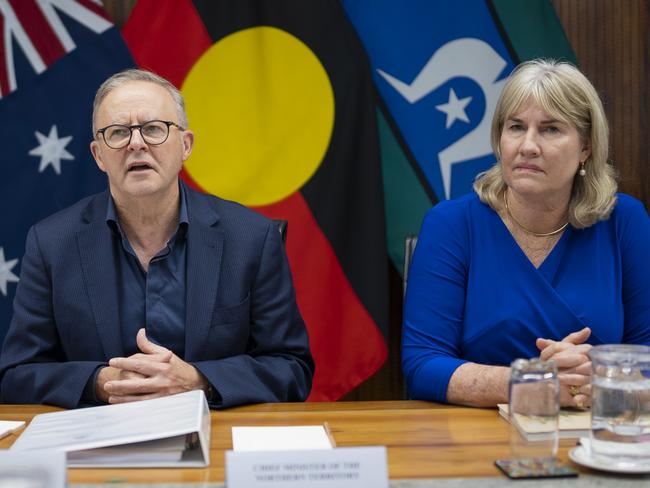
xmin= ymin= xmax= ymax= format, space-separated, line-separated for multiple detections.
xmin=122 ymin=0 xmax=388 ymax=400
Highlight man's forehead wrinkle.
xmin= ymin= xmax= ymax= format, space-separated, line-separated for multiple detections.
xmin=100 ymin=108 xmax=159 ymax=125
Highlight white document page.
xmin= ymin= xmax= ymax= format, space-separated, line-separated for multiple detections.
xmin=66 ymin=434 xmax=188 ymax=465
xmin=232 ymin=425 xmax=334 ymax=452
xmin=11 ymin=390 xmax=204 ymax=456
xmin=0 ymin=420 xmax=25 ymax=439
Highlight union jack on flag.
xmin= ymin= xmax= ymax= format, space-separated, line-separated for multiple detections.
xmin=0 ymin=0 xmax=134 ymax=342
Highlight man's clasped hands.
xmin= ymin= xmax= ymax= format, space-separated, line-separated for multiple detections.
xmin=96 ymin=328 xmax=208 ymax=404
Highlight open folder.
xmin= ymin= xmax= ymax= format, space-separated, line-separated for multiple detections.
xmin=11 ymin=390 xmax=210 ymax=468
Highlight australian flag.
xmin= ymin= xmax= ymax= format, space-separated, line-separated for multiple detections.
xmin=0 ymin=0 xmax=133 ymax=342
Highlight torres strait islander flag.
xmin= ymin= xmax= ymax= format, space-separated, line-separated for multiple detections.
xmin=0 ymin=0 xmax=133 ymax=342
xmin=123 ymin=0 xmax=389 ymax=401
xmin=341 ymin=0 xmax=576 ymax=271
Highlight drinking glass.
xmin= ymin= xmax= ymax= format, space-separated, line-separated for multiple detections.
xmin=509 ymin=358 xmax=560 ymax=460
xmin=590 ymin=344 xmax=650 ymax=467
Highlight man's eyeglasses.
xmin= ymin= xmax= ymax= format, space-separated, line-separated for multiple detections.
xmin=96 ymin=120 xmax=184 ymax=149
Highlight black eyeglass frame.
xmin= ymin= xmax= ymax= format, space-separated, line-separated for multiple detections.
xmin=96 ymin=120 xmax=185 ymax=149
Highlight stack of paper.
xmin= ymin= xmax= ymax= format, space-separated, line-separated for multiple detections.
xmin=66 ymin=434 xmax=190 ymax=465
xmin=232 ymin=425 xmax=335 ymax=451
xmin=498 ymin=404 xmax=590 ymax=440
xmin=0 ymin=420 xmax=25 ymax=439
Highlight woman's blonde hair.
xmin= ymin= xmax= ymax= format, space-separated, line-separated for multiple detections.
xmin=473 ymin=59 xmax=617 ymax=228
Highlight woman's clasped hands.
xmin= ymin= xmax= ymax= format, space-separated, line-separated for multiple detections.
xmin=536 ymin=327 xmax=592 ymax=408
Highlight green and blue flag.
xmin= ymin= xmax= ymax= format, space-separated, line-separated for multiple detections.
xmin=341 ymin=0 xmax=576 ymax=270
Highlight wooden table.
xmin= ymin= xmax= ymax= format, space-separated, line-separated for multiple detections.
xmin=0 ymin=400 xmax=588 ymax=484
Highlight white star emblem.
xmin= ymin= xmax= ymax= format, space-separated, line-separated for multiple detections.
xmin=436 ymin=88 xmax=472 ymax=129
xmin=28 ymin=125 xmax=75 ymax=175
xmin=0 ymin=247 xmax=19 ymax=297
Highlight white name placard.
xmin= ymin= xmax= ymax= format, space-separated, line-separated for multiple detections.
xmin=225 ymin=446 xmax=388 ymax=488
xmin=0 ymin=450 xmax=66 ymax=488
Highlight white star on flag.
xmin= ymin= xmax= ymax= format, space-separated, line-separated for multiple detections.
xmin=28 ymin=125 xmax=75 ymax=175
xmin=436 ymin=88 xmax=472 ymax=129
xmin=0 ymin=247 xmax=19 ymax=297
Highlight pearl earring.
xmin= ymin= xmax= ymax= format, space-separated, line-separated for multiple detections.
xmin=579 ymin=162 xmax=586 ymax=176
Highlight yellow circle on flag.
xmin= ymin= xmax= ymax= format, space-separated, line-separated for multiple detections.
xmin=181 ymin=26 xmax=335 ymax=206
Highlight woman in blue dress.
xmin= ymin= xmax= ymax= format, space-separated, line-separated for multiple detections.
xmin=402 ymin=59 xmax=650 ymax=408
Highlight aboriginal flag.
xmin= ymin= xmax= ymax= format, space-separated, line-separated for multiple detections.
xmin=123 ymin=0 xmax=389 ymax=400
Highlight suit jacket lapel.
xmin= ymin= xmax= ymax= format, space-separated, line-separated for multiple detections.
xmin=76 ymin=191 xmax=124 ymax=359
xmin=184 ymin=184 xmax=223 ymax=359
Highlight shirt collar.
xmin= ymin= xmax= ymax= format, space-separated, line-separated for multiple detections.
xmin=105 ymin=181 xmax=190 ymax=238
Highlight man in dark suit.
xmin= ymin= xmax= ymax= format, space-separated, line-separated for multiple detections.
xmin=0 ymin=69 xmax=314 ymax=408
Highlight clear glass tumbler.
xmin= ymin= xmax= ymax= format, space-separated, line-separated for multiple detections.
xmin=590 ymin=344 xmax=650 ymax=467
xmin=509 ymin=358 xmax=560 ymax=460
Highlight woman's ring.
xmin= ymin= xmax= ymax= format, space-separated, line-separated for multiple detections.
xmin=568 ymin=385 xmax=581 ymax=397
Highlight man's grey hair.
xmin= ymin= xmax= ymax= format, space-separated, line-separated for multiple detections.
xmin=92 ymin=69 xmax=188 ymax=134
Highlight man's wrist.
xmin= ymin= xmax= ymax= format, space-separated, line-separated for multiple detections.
xmin=191 ymin=367 xmax=217 ymax=402
xmin=95 ymin=366 xmax=112 ymax=403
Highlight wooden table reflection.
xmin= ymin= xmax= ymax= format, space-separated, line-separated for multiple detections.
xmin=0 ymin=400 xmax=584 ymax=484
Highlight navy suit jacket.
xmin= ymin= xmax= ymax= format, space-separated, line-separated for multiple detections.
xmin=0 ymin=182 xmax=314 ymax=408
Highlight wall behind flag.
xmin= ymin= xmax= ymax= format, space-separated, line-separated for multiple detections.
xmin=101 ymin=0 xmax=650 ymax=401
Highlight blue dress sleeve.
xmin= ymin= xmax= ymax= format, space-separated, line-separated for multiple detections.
xmin=617 ymin=195 xmax=650 ymax=345
xmin=402 ymin=201 xmax=470 ymax=402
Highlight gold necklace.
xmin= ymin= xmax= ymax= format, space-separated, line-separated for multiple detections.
xmin=504 ymin=190 xmax=569 ymax=237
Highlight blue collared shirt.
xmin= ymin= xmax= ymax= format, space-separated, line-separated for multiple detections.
xmin=105 ymin=185 xmax=189 ymax=358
